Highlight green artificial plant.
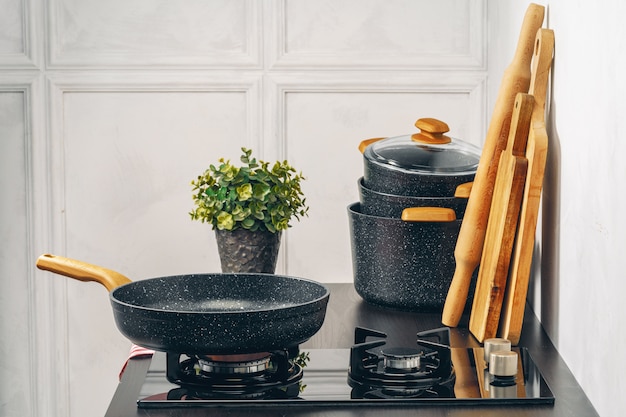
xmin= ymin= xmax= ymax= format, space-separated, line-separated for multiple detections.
xmin=190 ymin=147 xmax=309 ymax=233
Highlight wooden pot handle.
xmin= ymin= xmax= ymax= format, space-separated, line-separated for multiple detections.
xmin=358 ymin=137 xmax=385 ymax=154
xmin=401 ymin=207 xmax=456 ymax=222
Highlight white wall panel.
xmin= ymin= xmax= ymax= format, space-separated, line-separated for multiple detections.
xmin=47 ymin=0 xmax=260 ymax=68
xmin=0 ymin=71 xmax=46 ymax=417
xmin=0 ymin=89 xmax=33 ymax=417
xmin=267 ymin=74 xmax=486 ymax=281
xmin=0 ymin=0 xmax=39 ymax=68
xmin=0 ymin=0 xmax=24 ymax=54
xmin=271 ymin=0 xmax=486 ymax=69
xmin=46 ymin=74 xmax=260 ymax=416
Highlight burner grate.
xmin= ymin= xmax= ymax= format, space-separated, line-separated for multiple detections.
xmin=164 ymin=349 xmax=304 ymax=399
xmin=348 ymin=326 xmax=455 ymax=394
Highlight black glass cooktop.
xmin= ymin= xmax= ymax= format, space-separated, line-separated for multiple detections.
xmin=137 ymin=347 xmax=554 ymax=408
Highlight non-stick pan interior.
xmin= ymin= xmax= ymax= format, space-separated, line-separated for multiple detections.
xmin=111 ymin=273 xmax=329 ymax=313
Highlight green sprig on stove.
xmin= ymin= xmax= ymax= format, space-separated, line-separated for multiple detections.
xmin=190 ymin=147 xmax=309 ymax=233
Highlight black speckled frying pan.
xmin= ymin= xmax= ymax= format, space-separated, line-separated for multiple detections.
xmin=36 ymin=254 xmax=330 ymax=354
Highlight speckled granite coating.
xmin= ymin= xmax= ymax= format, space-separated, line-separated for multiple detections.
xmin=109 ymin=274 xmax=329 ymax=354
xmin=348 ymin=202 xmax=476 ymax=312
xmin=358 ymin=177 xmax=468 ymax=218
xmin=362 ymin=157 xmax=476 ymax=197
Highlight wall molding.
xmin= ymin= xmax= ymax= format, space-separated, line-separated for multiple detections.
xmin=46 ymin=0 xmax=262 ymax=69
xmin=41 ymin=72 xmax=263 ymax=415
xmin=264 ymin=71 xmax=487 ymax=274
xmin=0 ymin=72 xmax=49 ymax=416
xmin=268 ymin=0 xmax=487 ymax=71
xmin=0 ymin=0 xmax=41 ymax=69
xmin=265 ymin=71 xmax=488 ymax=155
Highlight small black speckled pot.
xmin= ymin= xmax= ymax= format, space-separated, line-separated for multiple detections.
xmin=363 ymin=159 xmax=476 ymax=197
xmin=348 ymin=202 xmax=476 ymax=312
xmin=357 ymin=177 xmax=469 ymax=218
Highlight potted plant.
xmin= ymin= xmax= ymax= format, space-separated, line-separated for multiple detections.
xmin=190 ymin=147 xmax=309 ymax=273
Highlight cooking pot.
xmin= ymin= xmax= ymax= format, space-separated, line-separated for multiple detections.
xmin=360 ymin=118 xmax=481 ymax=197
xmin=348 ymin=203 xmax=476 ymax=312
xmin=357 ymin=177 xmax=471 ymax=218
xmin=36 ymin=254 xmax=330 ymax=354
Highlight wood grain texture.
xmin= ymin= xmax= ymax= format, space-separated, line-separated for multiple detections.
xmin=499 ymin=29 xmax=555 ymax=345
xmin=441 ymin=3 xmax=545 ymax=327
xmin=469 ymin=93 xmax=534 ymax=343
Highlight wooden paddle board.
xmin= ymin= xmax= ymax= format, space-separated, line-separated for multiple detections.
xmin=469 ymin=93 xmax=534 ymax=342
xmin=498 ymin=29 xmax=555 ymax=345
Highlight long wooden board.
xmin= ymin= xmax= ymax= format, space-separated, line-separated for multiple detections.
xmin=498 ymin=29 xmax=555 ymax=345
xmin=469 ymin=93 xmax=534 ymax=343
xmin=441 ymin=4 xmax=545 ymax=327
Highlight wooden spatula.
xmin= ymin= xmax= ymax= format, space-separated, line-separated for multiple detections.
xmin=441 ymin=3 xmax=545 ymax=327
xmin=469 ymin=92 xmax=534 ymax=342
xmin=498 ymin=29 xmax=555 ymax=345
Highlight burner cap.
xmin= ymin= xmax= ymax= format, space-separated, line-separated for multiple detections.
xmin=197 ymin=353 xmax=271 ymax=375
xmin=381 ymin=347 xmax=422 ymax=370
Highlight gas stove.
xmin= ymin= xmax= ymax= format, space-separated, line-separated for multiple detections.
xmin=136 ymin=326 xmax=554 ymax=408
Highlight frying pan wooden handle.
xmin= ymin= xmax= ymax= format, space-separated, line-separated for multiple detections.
xmin=441 ymin=3 xmax=545 ymax=327
xmin=36 ymin=254 xmax=132 ymax=292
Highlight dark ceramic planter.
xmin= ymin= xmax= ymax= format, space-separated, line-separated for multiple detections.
xmin=348 ymin=202 xmax=476 ymax=312
xmin=215 ymin=229 xmax=282 ymax=273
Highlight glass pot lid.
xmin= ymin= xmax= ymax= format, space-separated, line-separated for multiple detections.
xmin=363 ymin=118 xmax=481 ymax=175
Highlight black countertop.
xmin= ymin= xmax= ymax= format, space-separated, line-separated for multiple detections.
xmin=105 ymin=283 xmax=598 ymax=417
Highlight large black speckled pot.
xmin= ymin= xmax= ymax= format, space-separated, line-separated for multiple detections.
xmin=36 ymin=254 xmax=329 ymax=354
xmin=348 ymin=203 xmax=476 ymax=312
xmin=357 ymin=177 xmax=469 ymax=218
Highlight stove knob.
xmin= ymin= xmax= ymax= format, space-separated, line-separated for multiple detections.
xmin=483 ymin=338 xmax=511 ymax=363
xmin=489 ymin=350 xmax=518 ymax=378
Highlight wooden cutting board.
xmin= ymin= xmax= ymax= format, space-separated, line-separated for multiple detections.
xmin=469 ymin=93 xmax=534 ymax=343
xmin=498 ymin=29 xmax=555 ymax=345
xmin=441 ymin=3 xmax=545 ymax=327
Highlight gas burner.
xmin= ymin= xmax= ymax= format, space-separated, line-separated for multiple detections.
xmin=163 ymin=349 xmax=304 ymax=400
xmin=348 ymin=326 xmax=455 ymax=394
xmin=381 ymin=347 xmax=423 ymax=371
xmin=196 ymin=352 xmax=272 ymax=375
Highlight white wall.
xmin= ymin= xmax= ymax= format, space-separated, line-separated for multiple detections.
xmin=4 ymin=1 xmax=621 ymax=416
xmin=1 ymin=1 xmax=487 ymax=416
xmin=489 ymin=2 xmax=626 ymax=417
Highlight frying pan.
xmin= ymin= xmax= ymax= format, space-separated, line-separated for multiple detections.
xmin=36 ymin=254 xmax=330 ymax=354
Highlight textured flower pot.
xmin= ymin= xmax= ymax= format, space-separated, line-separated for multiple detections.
xmin=215 ymin=229 xmax=282 ymax=273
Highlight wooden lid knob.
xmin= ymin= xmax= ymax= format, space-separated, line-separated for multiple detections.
xmin=412 ymin=118 xmax=452 ymax=145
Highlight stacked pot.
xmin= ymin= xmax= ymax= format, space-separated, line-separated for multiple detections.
xmin=348 ymin=118 xmax=481 ymax=312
